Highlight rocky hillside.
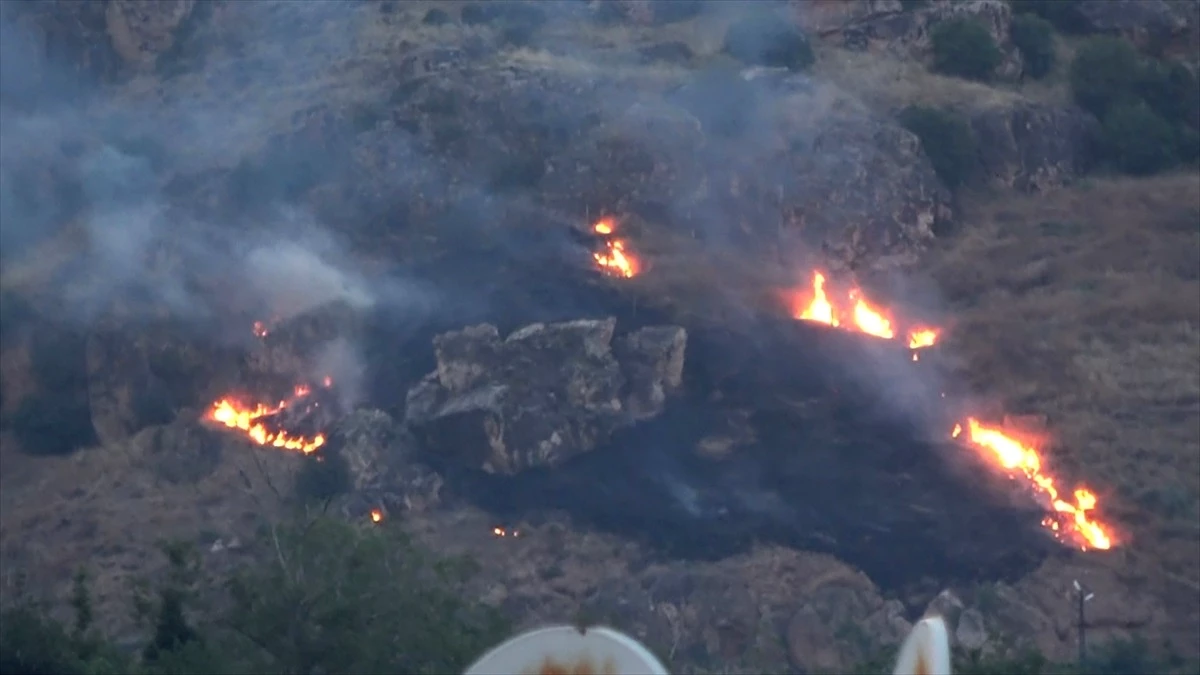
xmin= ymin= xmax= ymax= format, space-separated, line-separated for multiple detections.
xmin=0 ymin=1 xmax=1197 ymax=673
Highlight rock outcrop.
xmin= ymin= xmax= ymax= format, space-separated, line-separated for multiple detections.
xmin=965 ymin=101 xmax=1100 ymax=193
xmin=405 ymin=319 xmax=687 ymax=474
xmin=324 ymin=408 xmax=444 ymax=514
xmin=1076 ymin=0 xmax=1198 ymax=55
xmin=803 ymin=0 xmax=1023 ymax=79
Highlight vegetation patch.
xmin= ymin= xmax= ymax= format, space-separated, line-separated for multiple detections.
xmin=1010 ymin=14 xmax=1057 ymax=79
xmin=930 ymin=18 xmax=1003 ymax=82
xmin=897 ymin=105 xmax=979 ymax=190
xmin=1070 ymin=36 xmax=1200 ymax=174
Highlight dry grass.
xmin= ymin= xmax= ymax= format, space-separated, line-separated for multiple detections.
xmin=927 ymin=173 xmax=1200 ymax=585
xmin=0 ymin=428 xmax=296 ymax=634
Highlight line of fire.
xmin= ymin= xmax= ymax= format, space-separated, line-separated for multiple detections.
xmin=201 ymin=214 xmax=1116 ymax=592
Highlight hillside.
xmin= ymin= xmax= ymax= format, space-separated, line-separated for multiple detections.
xmin=0 ymin=1 xmax=1197 ymax=673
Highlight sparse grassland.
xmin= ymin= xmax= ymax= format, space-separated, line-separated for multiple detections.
xmin=929 ymin=174 xmax=1200 ymax=586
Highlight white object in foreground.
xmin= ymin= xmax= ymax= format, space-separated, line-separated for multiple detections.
xmin=465 ymin=615 xmax=951 ymax=675
xmin=464 ymin=624 xmax=669 ymax=675
xmin=893 ymin=615 xmax=953 ymax=675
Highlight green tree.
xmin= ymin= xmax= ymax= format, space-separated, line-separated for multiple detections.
xmin=1101 ymin=101 xmax=1180 ymax=175
xmin=897 ymin=105 xmax=979 ymax=190
xmin=1010 ymin=0 xmax=1089 ymax=35
xmin=930 ymin=18 xmax=1003 ymax=81
xmin=1010 ymin=14 xmax=1057 ymax=79
xmin=293 ymin=451 xmax=351 ymax=504
xmin=1137 ymin=58 xmax=1200 ymax=131
xmin=1069 ymin=37 xmax=1142 ymax=118
xmin=223 ymin=516 xmax=508 ymax=674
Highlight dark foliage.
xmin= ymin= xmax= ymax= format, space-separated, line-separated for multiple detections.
xmin=293 ymin=450 xmax=352 ymax=503
xmin=897 ymin=105 xmax=979 ymax=190
xmin=1010 ymin=0 xmax=1089 ymax=35
xmin=1069 ymin=37 xmax=1143 ymax=118
xmin=1010 ymin=14 xmax=1057 ymax=79
xmin=930 ymin=18 xmax=1003 ymax=81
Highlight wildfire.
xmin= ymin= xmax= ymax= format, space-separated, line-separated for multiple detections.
xmin=205 ymin=382 xmax=330 ymax=454
xmin=370 ymin=508 xmax=384 ymax=523
xmin=492 ymin=526 xmax=520 ymax=538
xmin=252 ymin=321 xmax=269 ymax=338
xmin=952 ymin=418 xmax=1113 ymax=551
xmin=791 ymin=271 xmax=940 ymax=351
xmin=591 ymin=218 xmax=640 ymax=278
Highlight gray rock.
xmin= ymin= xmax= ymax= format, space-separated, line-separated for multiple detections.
xmin=1076 ymin=0 xmax=1195 ymax=53
xmin=613 ymin=325 xmax=687 ymax=421
xmin=956 ymin=607 xmax=989 ymax=651
xmin=325 ymin=408 xmax=443 ymax=512
xmin=405 ymin=318 xmax=687 ymax=474
xmin=966 ymin=101 xmax=1100 ymax=193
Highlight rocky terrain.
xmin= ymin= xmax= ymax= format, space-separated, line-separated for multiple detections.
xmin=1 ymin=1 xmax=1197 ymax=673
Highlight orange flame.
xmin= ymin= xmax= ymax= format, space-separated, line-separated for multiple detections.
xmin=952 ymin=418 xmax=1113 ymax=550
xmin=492 ymin=526 xmax=520 ymax=538
xmin=370 ymin=508 xmax=383 ymax=523
xmin=252 ymin=321 xmax=269 ymax=338
xmin=591 ymin=218 xmax=640 ymax=278
xmin=791 ymin=272 xmax=939 ymax=350
xmin=205 ymin=382 xmax=331 ymax=454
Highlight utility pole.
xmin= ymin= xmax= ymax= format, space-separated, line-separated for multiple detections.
xmin=1073 ymin=579 xmax=1095 ymax=668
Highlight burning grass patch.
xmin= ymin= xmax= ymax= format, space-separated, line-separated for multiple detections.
xmin=928 ymin=173 xmax=1200 ymax=580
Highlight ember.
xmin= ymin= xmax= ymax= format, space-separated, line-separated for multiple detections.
xmin=591 ymin=218 xmax=640 ymax=278
xmin=205 ymin=381 xmax=332 ymax=454
xmin=492 ymin=526 xmax=520 ymax=538
xmin=370 ymin=508 xmax=384 ymax=523
xmin=952 ymin=418 xmax=1113 ymax=551
xmin=790 ymin=271 xmax=939 ymax=350
xmin=787 ymin=270 xmax=1115 ymax=552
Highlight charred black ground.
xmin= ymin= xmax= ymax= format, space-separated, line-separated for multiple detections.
xmin=360 ymin=244 xmax=1055 ymax=593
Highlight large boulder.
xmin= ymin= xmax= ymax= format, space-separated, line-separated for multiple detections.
xmin=405 ymin=319 xmax=687 ymax=474
xmin=1075 ymin=0 xmax=1197 ymax=55
xmin=965 ymin=101 xmax=1100 ymax=193
xmin=323 ymin=408 xmax=444 ymax=513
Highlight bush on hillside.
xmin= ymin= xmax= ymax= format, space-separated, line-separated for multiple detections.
xmin=1010 ymin=0 xmax=1089 ymax=35
xmin=1069 ymin=36 xmax=1143 ymax=118
xmin=1010 ymin=14 xmax=1057 ymax=79
xmin=722 ymin=13 xmax=815 ymax=72
xmin=930 ymin=18 xmax=1003 ymax=81
xmin=897 ymin=105 xmax=979 ymax=190
xmin=1101 ymin=102 xmax=1180 ymax=175
xmin=293 ymin=449 xmax=352 ymax=503
xmin=1137 ymin=58 xmax=1200 ymax=131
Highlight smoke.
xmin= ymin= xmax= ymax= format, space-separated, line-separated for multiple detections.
xmin=0 ymin=1 xmax=957 ymax=443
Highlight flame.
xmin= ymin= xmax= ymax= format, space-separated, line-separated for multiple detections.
xmin=370 ymin=508 xmax=383 ymax=523
xmin=791 ymin=271 xmax=940 ymax=351
xmin=952 ymin=418 xmax=1113 ymax=550
xmin=204 ymin=381 xmax=332 ymax=454
xmin=252 ymin=321 xmax=269 ymax=338
xmin=591 ymin=218 xmax=640 ymax=278
xmin=492 ymin=526 xmax=520 ymax=538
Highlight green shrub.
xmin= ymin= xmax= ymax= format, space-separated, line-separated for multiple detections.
xmin=1010 ymin=14 xmax=1057 ymax=79
xmin=1101 ymin=102 xmax=1180 ymax=175
xmin=930 ymin=18 xmax=1003 ymax=81
xmin=293 ymin=450 xmax=352 ymax=503
xmin=1011 ymin=0 xmax=1089 ymax=35
xmin=897 ymin=105 xmax=979 ymax=189
xmin=722 ymin=13 xmax=815 ymax=72
xmin=1137 ymin=58 xmax=1200 ymax=131
xmin=1069 ymin=36 xmax=1143 ymax=118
